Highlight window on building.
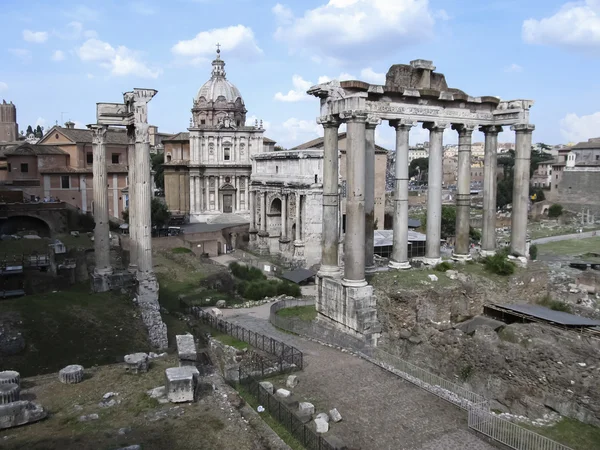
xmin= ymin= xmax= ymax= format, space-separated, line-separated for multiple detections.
xmin=224 ymin=148 xmax=231 ymax=160
xmin=314 ymin=174 xmax=318 ymax=184
xmin=276 ymin=166 xmax=279 ymax=174
xmin=61 ymin=175 xmax=70 ymax=189
xmin=20 ymin=163 xmax=28 ymax=173
xmin=166 ymin=154 xmax=172 ymax=162
xmin=55 ymin=133 xmax=59 ymax=139
xmin=556 ymin=174 xmax=559 ymax=180
xmin=112 ymin=153 xmax=120 ymax=164
xmin=7 ymin=163 xmax=11 ymax=172
xmin=201 ymin=119 xmax=206 ymax=125
xmin=596 ymin=155 xmax=600 ymax=161
xmin=87 ymin=152 xmax=93 ymax=164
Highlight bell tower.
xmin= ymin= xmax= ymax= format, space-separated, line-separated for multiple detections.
xmin=0 ymin=100 xmax=19 ymax=142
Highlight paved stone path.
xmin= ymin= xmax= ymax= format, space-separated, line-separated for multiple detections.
xmin=222 ymin=306 xmax=495 ymax=450
xmin=532 ymin=230 xmax=598 ymax=245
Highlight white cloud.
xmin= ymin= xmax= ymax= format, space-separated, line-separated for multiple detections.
xmin=0 ymin=82 xmax=7 ymax=92
xmin=130 ymin=1 xmax=156 ymax=15
xmin=560 ymin=111 xmax=600 ymax=142
xmin=9 ymin=48 xmax=32 ymax=62
xmin=360 ymin=67 xmax=385 ymax=84
xmin=245 ymin=115 xmax=272 ymax=130
xmin=274 ymin=0 xmax=435 ymax=63
xmin=274 ymin=75 xmax=313 ymax=102
xmin=23 ymin=30 xmax=48 ymax=43
xmin=317 ymin=72 xmax=356 ymax=84
xmin=35 ymin=118 xmax=47 ymax=129
xmin=54 ymin=22 xmax=97 ymax=40
xmin=78 ymin=38 xmax=160 ymax=78
xmin=264 ymin=117 xmax=323 ymax=148
xmin=52 ymin=50 xmax=66 ymax=61
xmin=504 ymin=63 xmax=523 ymax=73
xmin=171 ymin=25 xmax=262 ymax=65
xmin=523 ymin=0 xmax=600 ymax=48
xmin=435 ymin=9 xmax=451 ymax=20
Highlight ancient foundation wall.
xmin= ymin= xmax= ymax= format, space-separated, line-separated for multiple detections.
xmin=558 ymin=171 xmax=600 ymax=216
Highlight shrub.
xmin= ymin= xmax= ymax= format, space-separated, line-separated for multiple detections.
xmin=229 ymin=262 xmax=266 ymax=281
xmin=529 ymin=244 xmax=538 ymax=261
xmin=172 ymin=247 xmax=192 ymax=254
xmin=548 ymin=204 xmax=563 ymax=218
xmin=434 ymin=261 xmax=453 ymax=272
xmin=482 ymin=253 xmax=515 ymax=276
xmin=276 ymin=281 xmax=301 ymax=298
xmin=538 ymin=294 xmax=571 ymax=313
xmin=243 ymin=280 xmax=277 ymax=300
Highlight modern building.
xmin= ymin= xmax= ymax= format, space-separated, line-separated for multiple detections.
xmin=163 ymin=49 xmax=274 ymax=222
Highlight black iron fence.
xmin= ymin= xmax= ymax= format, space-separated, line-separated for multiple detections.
xmin=189 ymin=306 xmax=303 ymax=370
xmin=238 ymin=364 xmax=335 ymax=450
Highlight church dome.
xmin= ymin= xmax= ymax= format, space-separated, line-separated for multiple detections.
xmin=191 ymin=48 xmax=247 ymax=128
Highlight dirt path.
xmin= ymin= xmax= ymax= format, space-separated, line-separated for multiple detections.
xmin=222 ymin=307 xmax=495 ymax=450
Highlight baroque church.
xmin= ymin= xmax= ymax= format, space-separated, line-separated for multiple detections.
xmin=163 ymin=48 xmax=275 ymax=223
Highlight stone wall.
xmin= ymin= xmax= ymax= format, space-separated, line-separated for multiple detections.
xmin=372 ymin=267 xmax=600 ymax=426
xmin=557 ymin=170 xmax=600 ymax=216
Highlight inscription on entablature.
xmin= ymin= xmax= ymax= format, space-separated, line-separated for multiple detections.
xmin=365 ymin=102 xmax=494 ymax=121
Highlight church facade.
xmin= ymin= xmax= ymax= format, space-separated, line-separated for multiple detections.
xmin=163 ymin=49 xmax=275 ymax=222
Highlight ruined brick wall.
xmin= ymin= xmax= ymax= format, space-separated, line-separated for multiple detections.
xmin=557 ymin=171 xmax=600 ymax=216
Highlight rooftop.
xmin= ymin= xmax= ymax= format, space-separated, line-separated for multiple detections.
xmin=5 ymin=143 xmax=67 ymax=156
xmin=570 ymin=138 xmax=600 ymax=150
xmin=42 ymin=125 xmax=129 ymax=145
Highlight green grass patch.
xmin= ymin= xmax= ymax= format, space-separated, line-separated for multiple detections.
xmin=538 ymin=295 xmax=572 ymax=313
xmin=212 ymin=333 xmax=248 ymax=350
xmin=275 ymin=305 xmax=317 ymax=322
xmin=433 ymin=261 xmax=453 ymax=272
xmin=0 ymin=284 xmax=150 ymax=377
xmin=236 ymin=385 xmax=305 ymax=450
xmin=0 ymin=233 xmax=93 ymax=258
xmin=482 ymin=252 xmax=516 ymax=276
xmin=524 ymin=417 xmax=600 ymax=450
xmin=171 ymin=247 xmax=192 ymax=254
xmin=537 ymin=237 xmax=600 ymax=258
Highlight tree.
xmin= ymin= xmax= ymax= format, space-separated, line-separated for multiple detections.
xmin=26 ymin=125 xmax=33 ymax=136
xmin=530 ymin=186 xmax=545 ymax=203
xmin=497 ymin=178 xmax=513 ymax=210
xmin=409 ymin=157 xmax=428 ymax=179
xmin=35 ymin=125 xmax=44 ymax=138
xmin=420 ymin=205 xmax=481 ymax=240
xmin=274 ymin=145 xmax=286 ymax=151
xmin=151 ymin=152 xmax=164 ymax=190
xmin=122 ymin=198 xmax=171 ymax=227
xmin=548 ymin=204 xmax=563 ymax=218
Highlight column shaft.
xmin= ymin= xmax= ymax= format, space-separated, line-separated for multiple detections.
xmin=318 ymin=118 xmax=341 ymax=276
xmin=205 ymin=177 xmax=209 ymax=211
xmin=364 ymin=118 xmax=379 ymax=271
xmin=481 ymin=126 xmax=502 ymax=255
xmin=136 ymin=122 xmax=153 ymax=274
xmin=453 ymin=124 xmax=476 ymax=259
xmin=245 ymin=177 xmax=249 ymax=211
xmin=511 ymin=124 xmax=535 ymax=256
xmin=389 ymin=121 xmax=414 ymax=269
xmin=215 ymin=176 xmax=220 ymax=211
xmin=91 ymin=125 xmax=111 ymax=275
xmin=126 ymin=126 xmax=138 ymax=271
xmin=190 ymin=176 xmax=196 ymax=214
xmin=261 ymin=192 xmax=267 ymax=232
xmin=343 ymin=113 xmax=368 ymax=286
xmin=295 ymin=193 xmax=302 ymax=241
xmin=281 ymin=194 xmax=288 ymax=240
xmin=424 ymin=122 xmax=448 ymax=264
xmin=249 ymin=190 xmax=256 ymax=230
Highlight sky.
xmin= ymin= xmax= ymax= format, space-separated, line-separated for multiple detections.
xmin=2 ymin=0 xmax=600 ymax=149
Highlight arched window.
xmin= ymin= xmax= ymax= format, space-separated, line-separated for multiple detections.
xmin=166 ymin=154 xmax=172 ymax=162
xmin=270 ymin=198 xmax=282 ymax=214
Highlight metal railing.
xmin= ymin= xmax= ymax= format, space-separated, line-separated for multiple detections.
xmin=237 ymin=364 xmax=335 ymax=450
xmin=468 ymin=404 xmax=572 ymax=450
xmin=189 ymin=306 xmax=303 ymax=370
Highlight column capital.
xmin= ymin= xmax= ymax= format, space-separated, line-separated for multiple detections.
xmin=366 ymin=115 xmax=381 ymax=129
xmin=88 ymin=124 xmax=108 ymax=144
xmin=451 ymin=123 xmax=477 ymax=135
xmin=317 ymin=115 xmax=341 ymax=128
xmin=479 ymin=125 xmax=504 ymax=135
xmin=423 ymin=121 xmax=450 ymax=132
xmin=511 ymin=123 xmax=535 ymax=133
xmin=389 ymin=119 xmax=416 ymax=130
xmin=339 ymin=110 xmax=369 ymax=123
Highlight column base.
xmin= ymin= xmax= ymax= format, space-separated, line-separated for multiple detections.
xmin=365 ymin=265 xmax=377 ymax=274
xmin=388 ymin=260 xmax=411 ymax=270
xmin=317 ymin=265 xmax=342 ymax=278
xmin=422 ymin=257 xmax=442 ymax=266
xmin=479 ymin=249 xmax=496 ymax=257
xmin=451 ymin=253 xmax=472 ymax=262
xmin=342 ymin=278 xmax=368 ymax=288
xmin=128 ymin=264 xmax=138 ymax=274
xmin=94 ymin=266 xmax=114 ymax=276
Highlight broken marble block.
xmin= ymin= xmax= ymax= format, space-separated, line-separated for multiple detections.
xmin=286 ymin=374 xmax=299 ymax=389
xmin=165 ymin=367 xmax=199 ymax=403
xmin=259 ymin=381 xmax=274 ymax=394
xmin=275 ymin=388 xmax=291 ymax=398
xmin=0 ymin=400 xmax=47 ymax=429
xmin=316 ymin=412 xmax=330 ymax=423
xmin=0 ymin=371 xmax=20 ymax=386
xmin=176 ymin=334 xmax=197 ymax=366
xmin=315 ymin=416 xmax=329 ymax=433
xmin=298 ymin=402 xmax=315 ymax=416
xmin=0 ymin=383 xmax=20 ymax=404
xmin=58 ymin=365 xmax=84 ymax=384
xmin=124 ymin=353 xmax=149 ymax=374
xmin=329 ymin=408 xmax=342 ymax=422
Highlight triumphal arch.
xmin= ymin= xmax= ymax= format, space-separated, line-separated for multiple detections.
xmin=308 ymin=60 xmax=534 ymax=346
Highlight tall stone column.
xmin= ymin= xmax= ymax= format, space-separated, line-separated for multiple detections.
xmin=205 ymin=177 xmax=209 ymax=211
xmin=511 ymin=124 xmax=535 ymax=256
xmin=364 ymin=116 xmax=380 ymax=273
xmin=280 ymin=194 xmax=289 ymax=241
xmin=215 ymin=177 xmax=220 ymax=211
xmin=389 ymin=120 xmax=414 ymax=269
xmin=249 ymin=190 xmax=256 ymax=230
xmin=480 ymin=125 xmax=503 ymax=256
xmin=295 ymin=193 xmax=302 ymax=242
xmin=90 ymin=124 xmax=112 ymax=277
xmin=190 ymin=176 xmax=196 ymax=214
xmin=258 ymin=190 xmax=269 ymax=254
xmin=245 ymin=177 xmax=249 ymax=211
xmin=126 ymin=125 xmax=138 ymax=272
xmin=452 ymin=124 xmax=476 ymax=260
xmin=317 ymin=116 xmax=341 ymax=277
xmin=342 ymin=111 xmax=368 ymax=287
xmin=423 ymin=121 xmax=448 ymax=265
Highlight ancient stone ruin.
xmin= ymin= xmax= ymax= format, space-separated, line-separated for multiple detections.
xmin=89 ymin=88 xmax=168 ymax=350
xmin=307 ymin=60 xmax=534 ymax=346
xmin=0 ymin=370 xmax=47 ymax=429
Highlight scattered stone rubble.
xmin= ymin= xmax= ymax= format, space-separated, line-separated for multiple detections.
xmin=0 ymin=370 xmax=47 ymax=429
xmin=176 ymin=334 xmax=197 ymax=367
xmin=165 ymin=366 xmax=199 ymax=403
xmin=58 ymin=364 xmax=84 ymax=384
xmin=124 ymin=353 xmax=149 ymax=374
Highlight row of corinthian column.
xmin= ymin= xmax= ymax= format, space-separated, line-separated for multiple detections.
xmin=316 ymin=113 xmax=534 ymax=285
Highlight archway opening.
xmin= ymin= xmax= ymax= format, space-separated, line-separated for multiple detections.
xmin=0 ymin=215 xmax=51 ymax=237
xmin=270 ymin=198 xmax=282 ymax=215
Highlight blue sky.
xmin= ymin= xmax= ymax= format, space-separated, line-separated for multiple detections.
xmin=2 ymin=0 xmax=600 ymax=149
